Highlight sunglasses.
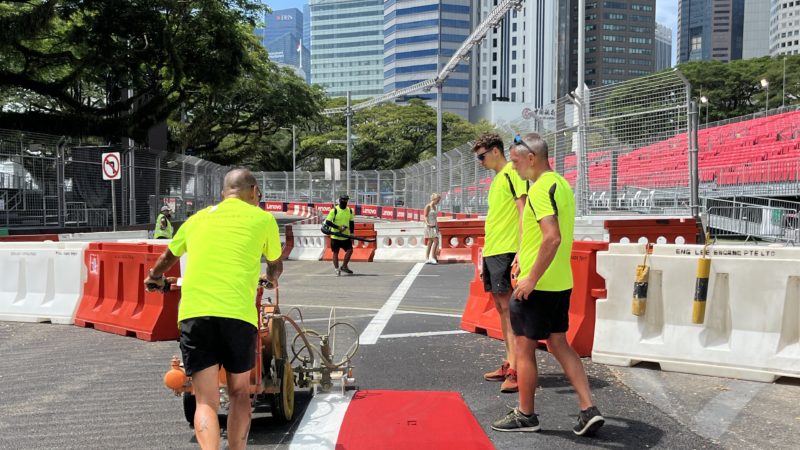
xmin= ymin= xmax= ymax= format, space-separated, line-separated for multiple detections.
xmin=476 ymin=150 xmax=490 ymax=161
xmin=513 ymin=134 xmax=535 ymax=154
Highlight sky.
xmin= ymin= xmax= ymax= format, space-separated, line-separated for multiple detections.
xmin=264 ymin=1 xmax=680 ymax=65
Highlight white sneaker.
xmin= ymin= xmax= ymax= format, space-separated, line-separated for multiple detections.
xmin=428 ymin=258 xmax=438 ymax=265
xmin=335 ymin=268 xmax=341 ymax=276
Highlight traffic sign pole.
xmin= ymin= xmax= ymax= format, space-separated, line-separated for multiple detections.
xmin=111 ymin=180 xmax=116 ymax=232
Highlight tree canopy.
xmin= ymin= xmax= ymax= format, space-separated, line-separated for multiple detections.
xmin=679 ymin=55 xmax=800 ymax=122
xmin=0 ymin=0 xmax=324 ymax=162
xmin=296 ymin=98 xmax=495 ymax=172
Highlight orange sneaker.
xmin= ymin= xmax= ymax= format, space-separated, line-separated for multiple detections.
xmin=500 ymin=368 xmax=519 ymax=393
xmin=484 ymin=361 xmax=510 ymax=381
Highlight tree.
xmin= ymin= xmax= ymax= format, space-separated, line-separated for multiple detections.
xmin=0 ymin=0 xmax=323 ymax=163
xmin=297 ymin=99 xmax=493 ymax=172
xmin=679 ymin=55 xmax=800 ymax=122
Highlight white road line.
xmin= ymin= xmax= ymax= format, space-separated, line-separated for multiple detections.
xmin=689 ymin=379 xmax=764 ymax=441
xmin=284 ymin=304 xmax=461 ymax=318
xmin=379 ymin=330 xmax=469 ymax=339
xmin=359 ymin=263 xmax=425 ymax=345
xmin=288 ymin=391 xmax=355 ymax=450
xmin=294 ymin=274 xmax=439 ymax=277
xmin=296 ymin=314 xmax=377 ymax=323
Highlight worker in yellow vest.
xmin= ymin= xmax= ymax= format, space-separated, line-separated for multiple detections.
xmin=154 ymin=205 xmax=174 ymax=239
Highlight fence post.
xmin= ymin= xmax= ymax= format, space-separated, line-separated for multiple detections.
xmin=688 ymin=100 xmax=701 ymax=220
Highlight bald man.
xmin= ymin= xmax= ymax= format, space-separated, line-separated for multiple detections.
xmin=145 ymin=168 xmax=283 ymax=450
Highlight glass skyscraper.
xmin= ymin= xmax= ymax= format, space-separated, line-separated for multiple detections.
xmin=383 ymin=0 xmax=472 ymax=118
xmin=310 ymin=0 xmax=384 ymax=99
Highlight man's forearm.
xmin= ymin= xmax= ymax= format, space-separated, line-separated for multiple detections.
xmin=149 ymin=249 xmax=180 ymax=278
xmin=525 ymin=238 xmax=559 ymax=284
xmin=266 ymin=259 xmax=283 ymax=282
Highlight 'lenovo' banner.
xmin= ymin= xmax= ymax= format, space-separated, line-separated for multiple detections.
xmin=361 ymin=204 xmax=379 ymax=217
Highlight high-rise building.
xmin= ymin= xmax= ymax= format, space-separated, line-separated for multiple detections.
xmin=303 ymin=3 xmax=311 ymax=57
xmin=257 ymin=8 xmax=310 ymax=82
xmin=769 ymin=0 xmax=800 ymax=56
xmin=384 ymin=0 xmax=472 ymax=118
xmin=310 ymin=0 xmax=384 ymax=99
xmin=468 ymin=0 xmax=559 ymax=127
xmin=655 ymin=22 xmax=673 ymax=71
xmin=471 ymin=0 xmax=558 ymax=107
xmin=743 ymin=0 xmax=770 ymax=58
xmin=582 ymin=1 xmax=657 ymax=87
xmin=678 ymin=0 xmax=745 ymax=63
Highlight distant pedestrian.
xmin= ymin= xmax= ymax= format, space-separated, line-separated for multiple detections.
xmin=154 ymin=205 xmax=173 ymax=239
xmin=325 ymin=195 xmax=355 ymax=276
xmin=491 ymin=133 xmax=604 ymax=435
xmin=424 ymin=193 xmax=441 ymax=264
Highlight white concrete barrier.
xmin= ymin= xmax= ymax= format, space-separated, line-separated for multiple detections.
xmin=593 ymin=243 xmax=800 ymax=382
xmin=58 ymin=230 xmax=149 ymax=241
xmin=574 ymin=217 xmax=608 ymax=242
xmin=373 ymin=222 xmax=428 ymax=262
xmin=288 ymin=224 xmax=326 ymax=261
xmin=0 ymin=241 xmax=89 ymax=324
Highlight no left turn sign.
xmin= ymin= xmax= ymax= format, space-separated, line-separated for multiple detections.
xmin=102 ymin=152 xmax=121 ymax=180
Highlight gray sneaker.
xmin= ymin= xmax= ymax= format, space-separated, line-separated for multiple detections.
xmin=335 ymin=268 xmax=341 ymax=277
xmin=491 ymin=407 xmax=540 ymax=432
xmin=573 ymin=406 xmax=604 ymax=436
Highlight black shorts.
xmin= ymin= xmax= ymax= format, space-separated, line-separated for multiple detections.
xmin=509 ymin=289 xmax=572 ymax=340
xmin=331 ymin=238 xmax=353 ymax=253
xmin=482 ymin=253 xmax=515 ymax=294
xmin=179 ymin=317 xmax=257 ymax=376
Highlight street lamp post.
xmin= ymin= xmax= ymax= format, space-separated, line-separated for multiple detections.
xmin=761 ymin=78 xmax=769 ymax=114
xmin=280 ymin=126 xmax=296 ymax=200
xmin=783 ymin=57 xmax=787 ymax=109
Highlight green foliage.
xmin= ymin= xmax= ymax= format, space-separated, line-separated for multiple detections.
xmin=297 ymin=99 xmax=493 ymax=171
xmin=679 ymin=55 xmax=800 ymax=122
xmin=0 ymin=0 xmax=323 ymax=166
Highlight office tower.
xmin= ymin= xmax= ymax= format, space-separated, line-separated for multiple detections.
xmin=769 ymin=0 xmax=800 ymax=56
xmin=678 ymin=0 xmax=745 ymax=63
xmin=743 ymin=0 xmax=770 ymax=58
xmin=310 ymin=0 xmax=384 ymax=99
xmin=384 ymin=0 xmax=472 ymax=118
xmin=469 ymin=0 xmax=558 ymax=126
xmin=257 ymin=8 xmax=310 ymax=82
xmin=655 ymin=22 xmax=673 ymax=71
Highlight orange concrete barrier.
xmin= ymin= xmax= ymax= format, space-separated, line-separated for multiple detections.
xmin=604 ymin=217 xmax=699 ymax=244
xmin=322 ymin=223 xmax=376 ymax=262
xmin=437 ymin=219 xmax=485 ymax=264
xmin=459 ymin=238 xmax=503 ymax=338
xmin=74 ymin=242 xmax=181 ymax=341
xmin=459 ymin=240 xmax=608 ymax=357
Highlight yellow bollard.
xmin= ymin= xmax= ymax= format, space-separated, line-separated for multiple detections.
xmin=632 ymin=251 xmax=650 ymax=316
xmin=692 ymin=236 xmax=712 ymax=324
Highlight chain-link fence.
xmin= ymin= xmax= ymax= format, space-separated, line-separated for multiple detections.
xmin=5 ymin=70 xmax=799 ymax=232
xmin=0 ymin=129 xmax=226 ymax=231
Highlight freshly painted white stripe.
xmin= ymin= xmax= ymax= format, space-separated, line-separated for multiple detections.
xmin=284 ymin=304 xmax=460 ymax=317
xmin=359 ymin=263 xmax=425 ymax=345
xmin=297 ymin=314 xmax=376 ymax=323
xmin=295 ymin=274 xmax=439 ymax=278
xmin=288 ymin=390 xmax=355 ymax=450
xmin=379 ymin=330 xmax=469 ymax=339
xmin=689 ymin=379 xmax=764 ymax=440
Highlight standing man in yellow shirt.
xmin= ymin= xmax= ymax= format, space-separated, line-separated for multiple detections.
xmin=154 ymin=205 xmax=174 ymax=239
xmin=472 ymin=133 xmax=528 ymax=393
xmin=492 ymin=133 xmax=603 ymax=435
xmin=144 ymin=168 xmax=283 ymax=450
xmin=325 ymin=194 xmax=355 ymax=276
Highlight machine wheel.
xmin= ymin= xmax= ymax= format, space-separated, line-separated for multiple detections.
xmin=182 ymin=392 xmax=196 ymax=426
xmin=272 ymin=359 xmax=295 ymax=422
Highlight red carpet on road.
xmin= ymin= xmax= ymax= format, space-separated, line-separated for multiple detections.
xmin=335 ymin=390 xmax=494 ymax=450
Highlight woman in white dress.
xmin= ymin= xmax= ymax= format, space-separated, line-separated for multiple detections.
xmin=424 ymin=193 xmax=441 ymax=264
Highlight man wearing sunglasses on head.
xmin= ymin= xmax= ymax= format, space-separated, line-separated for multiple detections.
xmin=491 ymin=133 xmax=603 ymax=435
xmin=471 ymin=132 xmax=528 ymax=394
